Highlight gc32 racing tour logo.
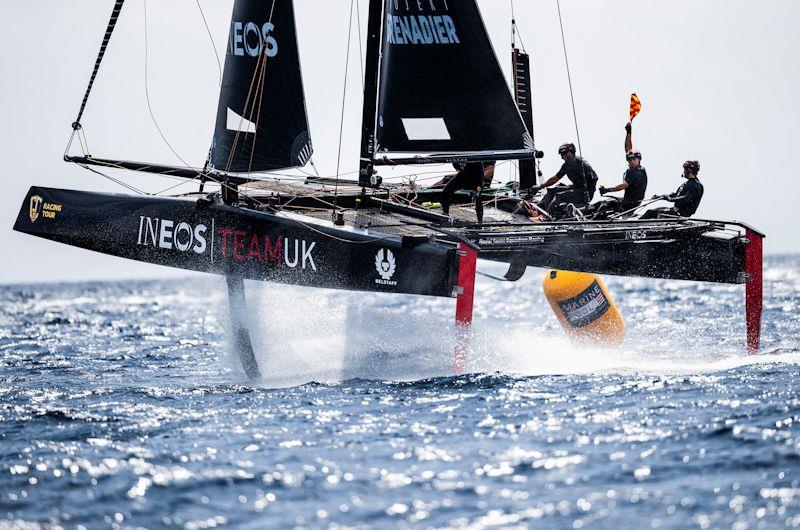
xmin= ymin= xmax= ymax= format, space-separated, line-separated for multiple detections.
xmin=29 ymin=195 xmax=62 ymax=223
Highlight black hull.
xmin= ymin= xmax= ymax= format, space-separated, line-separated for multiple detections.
xmin=473 ymin=221 xmax=752 ymax=285
xmin=15 ymin=186 xmax=762 ymax=287
xmin=14 ymin=187 xmax=460 ymax=298
xmin=14 ymin=186 xmax=765 ymax=353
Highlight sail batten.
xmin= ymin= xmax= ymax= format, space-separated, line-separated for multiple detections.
xmin=211 ymin=0 xmax=312 ymax=174
xmin=371 ymin=0 xmax=534 ymax=164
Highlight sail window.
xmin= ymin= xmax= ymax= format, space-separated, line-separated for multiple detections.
xmin=402 ymin=118 xmax=451 ymax=141
xmin=226 ymin=108 xmax=257 ymax=134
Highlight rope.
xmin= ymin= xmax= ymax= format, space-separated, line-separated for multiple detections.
xmin=224 ymin=1 xmax=277 ymax=173
xmin=195 ymin=0 xmax=222 ymax=86
xmin=143 ymin=0 xmax=201 ymax=174
xmin=333 ymin=0 xmax=357 ymax=212
xmin=555 ymin=0 xmax=589 ymax=192
xmin=355 ymin=0 xmax=365 ymax=90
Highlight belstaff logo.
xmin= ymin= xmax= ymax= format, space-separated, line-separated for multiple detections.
xmin=375 ymin=249 xmax=397 ymax=286
xmin=29 ymin=195 xmax=43 ymax=223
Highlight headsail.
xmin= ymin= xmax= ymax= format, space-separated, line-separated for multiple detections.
xmin=211 ymin=0 xmax=313 ymax=174
xmin=364 ymin=0 xmax=534 ymax=169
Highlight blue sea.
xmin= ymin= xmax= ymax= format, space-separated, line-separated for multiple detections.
xmin=1 ymin=256 xmax=799 ymax=529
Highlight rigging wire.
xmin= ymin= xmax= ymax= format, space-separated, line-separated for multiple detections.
xmin=333 ymin=0 xmax=357 ymax=212
xmin=510 ymin=0 xmax=527 ymax=53
xmin=143 ymin=0 xmax=202 ymax=175
xmin=355 ymin=0 xmax=365 ymax=90
xmin=195 ymin=0 xmax=223 ymax=86
xmin=555 ymin=0 xmax=584 ymax=161
xmin=78 ymin=163 xmax=149 ymax=196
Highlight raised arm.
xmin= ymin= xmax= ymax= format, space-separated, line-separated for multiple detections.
xmin=625 ymin=122 xmax=633 ymax=153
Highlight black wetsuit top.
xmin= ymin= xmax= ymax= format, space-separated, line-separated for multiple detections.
xmin=670 ymin=178 xmax=704 ymax=216
xmin=622 ymin=166 xmax=648 ymax=209
xmin=452 ymin=160 xmax=495 ymax=188
xmin=556 ymin=156 xmax=598 ymax=199
xmin=441 ymin=160 xmax=496 ymax=214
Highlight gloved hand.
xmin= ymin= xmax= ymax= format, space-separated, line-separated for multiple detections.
xmin=651 ymin=194 xmax=666 ymax=200
xmin=625 ymin=122 xmax=632 ymax=134
xmin=599 ymin=186 xmax=609 ymax=195
xmin=529 ymin=185 xmax=542 ymax=194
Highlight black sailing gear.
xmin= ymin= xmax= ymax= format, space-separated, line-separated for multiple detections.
xmin=441 ymin=161 xmax=493 ymax=216
xmin=555 ymin=156 xmax=598 ymax=199
xmin=669 ymin=178 xmax=704 ymax=217
xmin=621 ymin=166 xmax=648 ymax=210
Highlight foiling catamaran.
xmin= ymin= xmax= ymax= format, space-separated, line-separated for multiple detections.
xmin=14 ymin=0 xmax=764 ymax=377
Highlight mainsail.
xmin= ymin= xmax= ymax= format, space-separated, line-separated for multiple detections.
xmin=211 ymin=0 xmax=313 ymax=174
xmin=362 ymin=0 xmax=534 ymax=174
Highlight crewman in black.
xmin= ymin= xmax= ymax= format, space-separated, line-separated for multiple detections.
xmin=531 ymin=143 xmax=598 ymax=217
xmin=642 ymin=160 xmax=704 ymax=219
xmin=440 ymin=160 xmax=495 ymax=217
xmin=598 ymin=123 xmax=648 ymax=212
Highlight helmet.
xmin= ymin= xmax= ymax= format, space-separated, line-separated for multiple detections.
xmin=683 ymin=160 xmax=700 ymax=174
xmin=626 ymin=149 xmax=642 ymax=160
xmin=558 ymin=143 xmax=576 ymax=155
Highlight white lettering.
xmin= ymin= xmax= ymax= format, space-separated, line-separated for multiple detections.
xmin=284 ymin=238 xmax=299 ymax=268
xmin=443 ymin=16 xmax=459 ymax=43
xmin=434 ymin=16 xmax=447 ymax=43
xmin=194 ymin=225 xmax=207 ymax=254
xmin=387 ymin=15 xmax=458 ymax=45
xmin=233 ymin=22 xmax=244 ymax=56
xmin=302 ymin=241 xmax=316 ymax=271
xmin=231 ymin=21 xmax=278 ymax=58
xmin=159 ymin=220 xmax=174 ymax=250
xmin=144 ymin=217 xmax=158 ymax=246
xmin=409 ymin=16 xmax=424 ymax=44
xmin=244 ymin=21 xmax=262 ymax=57
xmin=137 ymin=216 xmax=145 ymax=245
xmin=174 ymin=222 xmax=193 ymax=252
xmin=263 ymin=23 xmax=278 ymax=58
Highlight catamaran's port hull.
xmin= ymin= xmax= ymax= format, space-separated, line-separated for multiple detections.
xmin=14 ymin=187 xmax=460 ymax=298
xmin=15 ymin=187 xmax=761 ymax=288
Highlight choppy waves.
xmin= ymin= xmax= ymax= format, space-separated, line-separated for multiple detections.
xmin=0 ymin=256 xmax=798 ymax=528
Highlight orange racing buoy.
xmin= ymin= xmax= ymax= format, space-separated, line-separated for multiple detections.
xmin=543 ymin=270 xmax=626 ymax=345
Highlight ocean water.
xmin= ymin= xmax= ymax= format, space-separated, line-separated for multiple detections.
xmin=1 ymin=255 xmax=799 ymax=529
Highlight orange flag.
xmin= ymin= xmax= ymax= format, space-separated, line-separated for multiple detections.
xmin=630 ymin=93 xmax=642 ymax=122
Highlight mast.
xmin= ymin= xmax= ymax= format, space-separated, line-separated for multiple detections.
xmin=513 ymin=47 xmax=539 ymax=189
xmin=71 ymin=0 xmax=126 ymax=132
xmin=359 ymin=0 xmax=385 ymax=188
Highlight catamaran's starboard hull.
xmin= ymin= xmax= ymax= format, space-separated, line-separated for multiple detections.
xmin=474 ymin=223 xmax=753 ymax=285
xmin=14 ymin=187 xmax=460 ymax=298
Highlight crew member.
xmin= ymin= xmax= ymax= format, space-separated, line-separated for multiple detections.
xmin=642 ymin=160 xmax=704 ymax=219
xmin=441 ymin=160 xmax=495 ymax=216
xmin=598 ymin=123 xmax=648 ymax=212
xmin=531 ymin=143 xmax=598 ymax=217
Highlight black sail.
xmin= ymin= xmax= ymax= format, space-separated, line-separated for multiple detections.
xmin=211 ymin=0 xmax=312 ymax=174
xmin=373 ymin=0 xmax=533 ymax=163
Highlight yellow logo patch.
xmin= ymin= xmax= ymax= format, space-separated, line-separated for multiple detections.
xmin=29 ymin=195 xmax=43 ymax=223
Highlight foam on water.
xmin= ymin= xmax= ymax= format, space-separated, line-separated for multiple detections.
xmin=231 ymin=256 xmax=798 ymax=387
